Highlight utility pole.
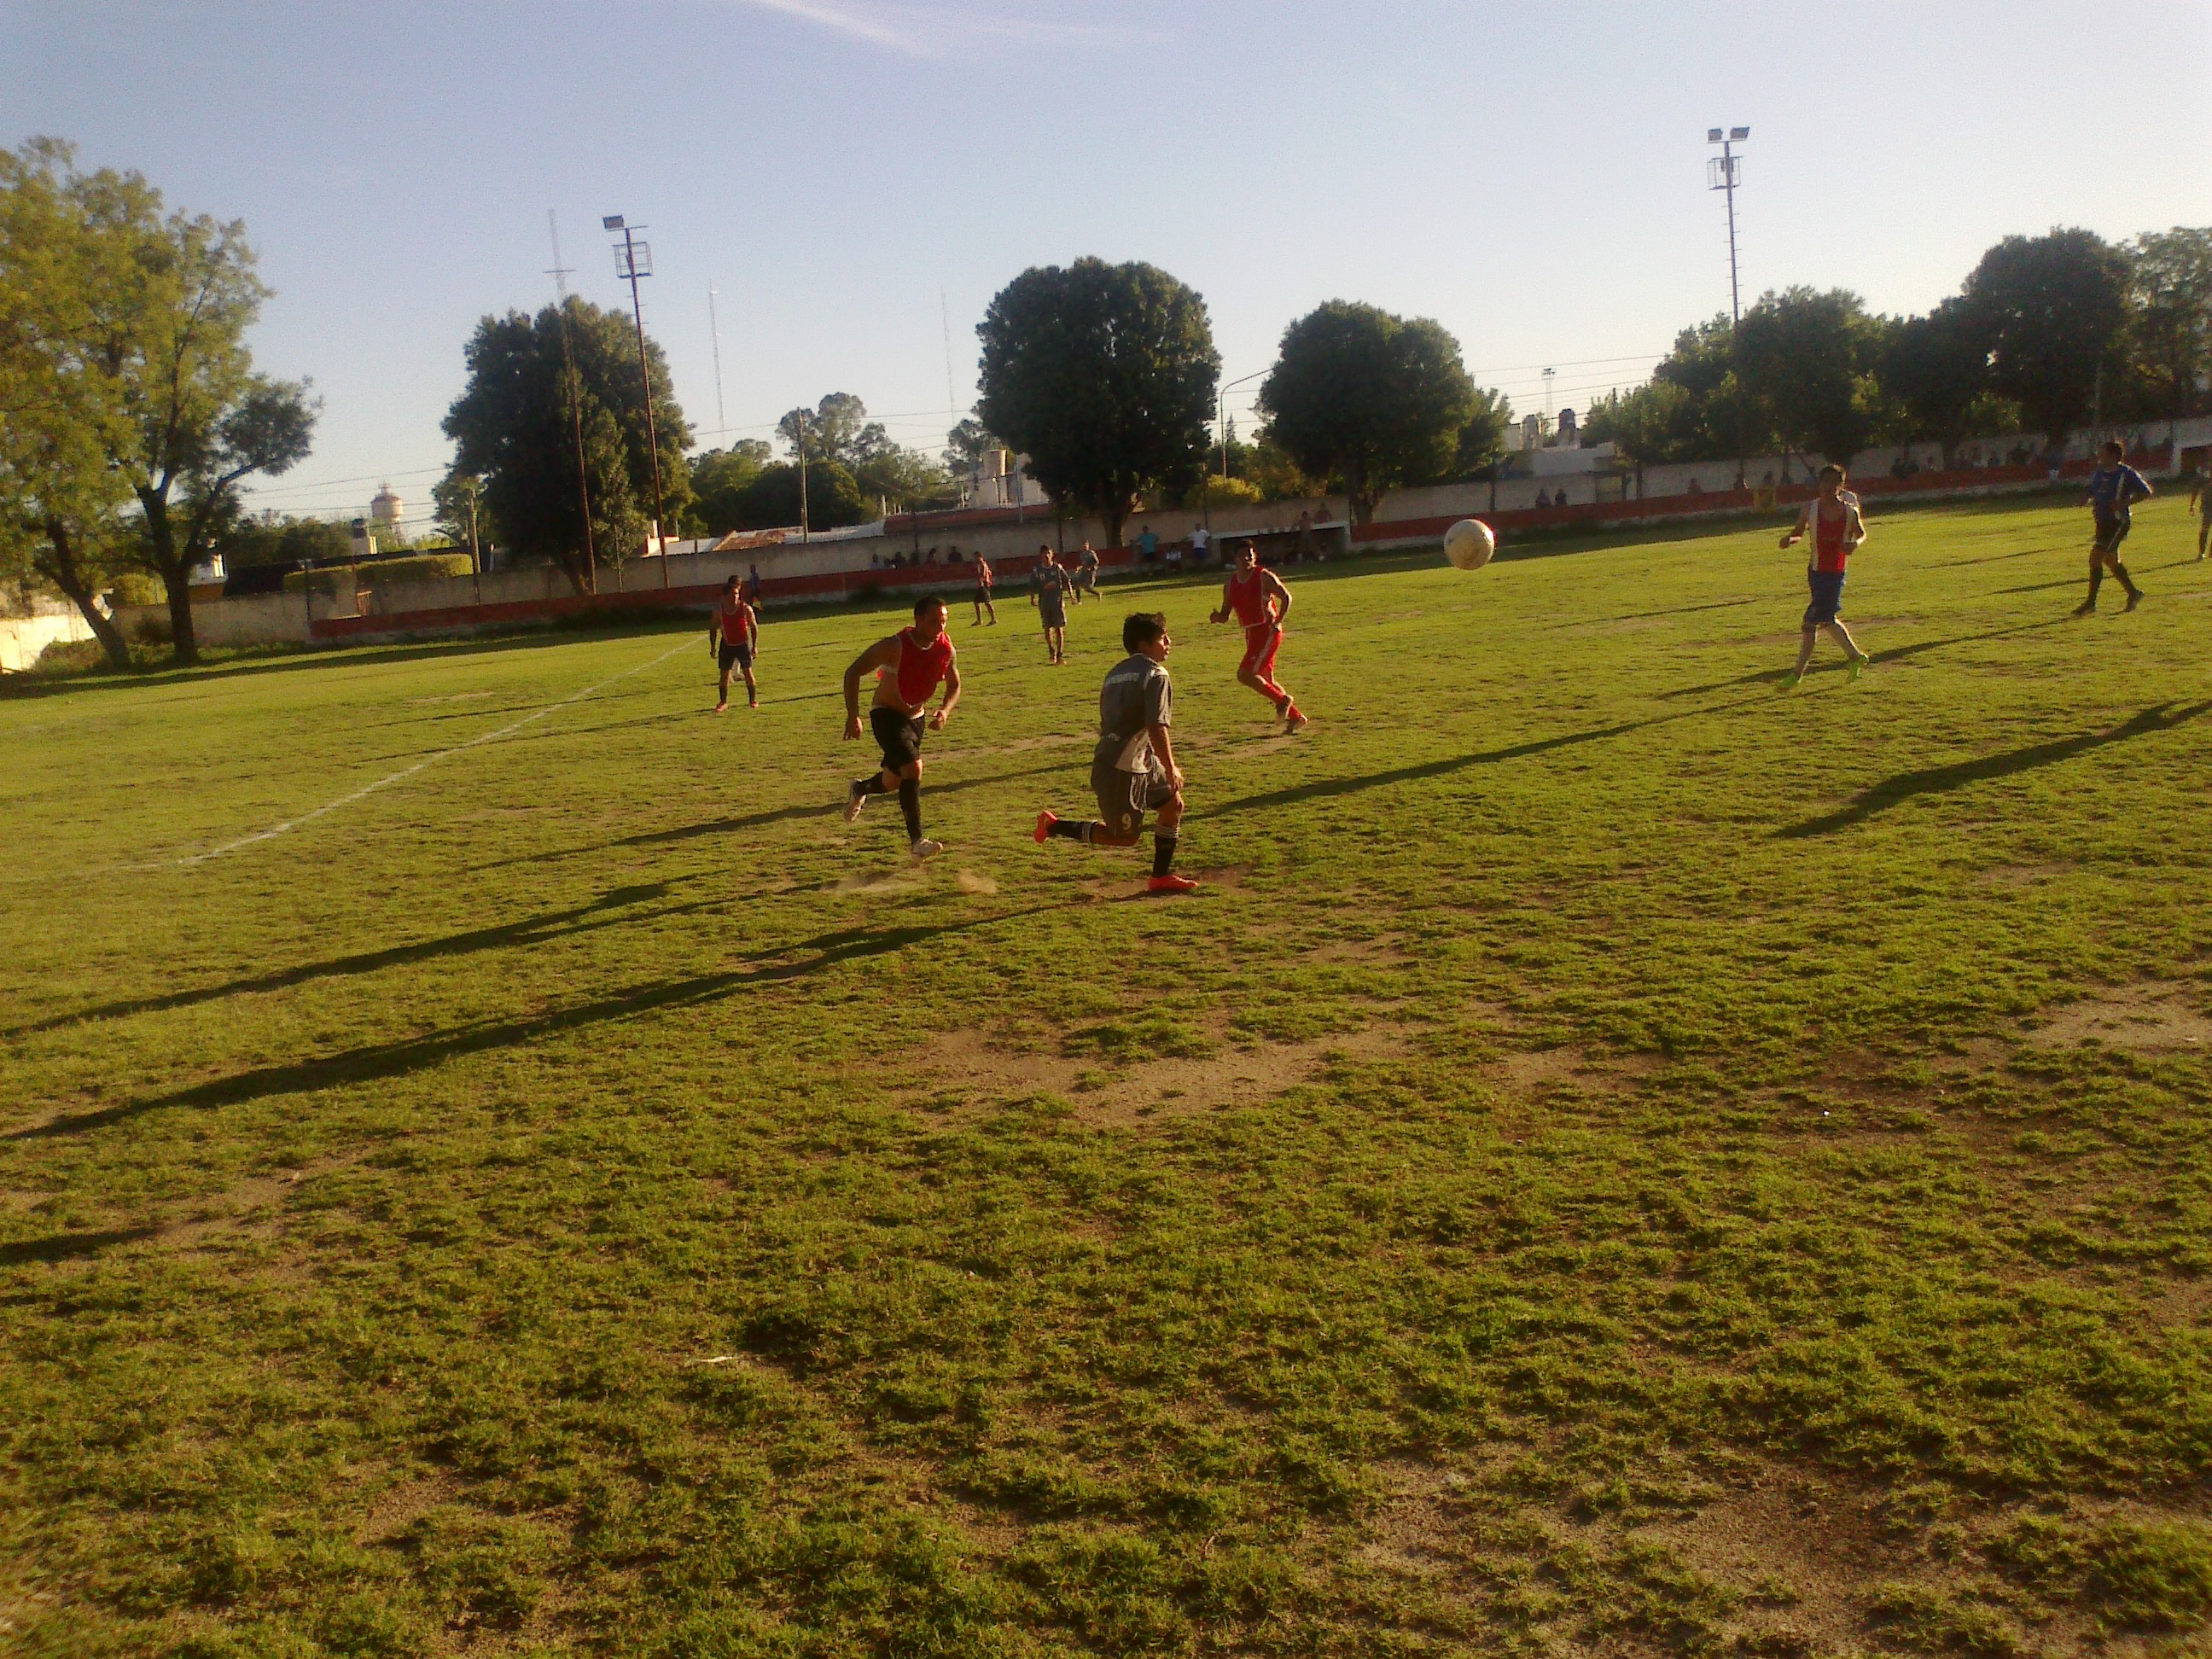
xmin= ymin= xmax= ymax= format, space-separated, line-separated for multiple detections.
xmin=796 ymin=409 xmax=810 ymax=543
xmin=604 ymin=215 xmax=671 ymax=587
xmin=547 ymin=211 xmax=597 ymax=591
xmin=708 ymin=284 xmax=727 ymax=442
xmin=1708 ymin=127 xmax=1750 ymax=487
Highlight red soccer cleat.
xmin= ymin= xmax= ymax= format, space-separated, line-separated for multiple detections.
xmin=1033 ymin=810 xmax=1058 ymax=844
xmin=1147 ymin=873 xmax=1200 ymax=895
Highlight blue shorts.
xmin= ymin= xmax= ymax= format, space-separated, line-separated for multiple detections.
xmin=1803 ymin=568 xmax=1846 ymax=627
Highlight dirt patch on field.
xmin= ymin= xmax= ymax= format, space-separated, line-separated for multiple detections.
xmin=1483 ymin=1045 xmax=1665 ymax=1092
xmin=1643 ymin=1473 xmax=1890 ymax=1651
xmin=2023 ymin=982 xmax=2212 ymax=1053
xmin=1976 ymin=861 xmax=2075 ymax=888
xmin=900 ymin=1020 xmax=1406 ymax=1129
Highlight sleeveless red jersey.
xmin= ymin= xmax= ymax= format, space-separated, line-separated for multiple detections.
xmin=890 ymin=626 xmax=953 ymax=707
xmin=1812 ymin=499 xmax=1854 ymax=573
xmin=718 ymin=596 xmax=755 ymax=643
xmin=1226 ymin=567 xmax=1275 ymax=626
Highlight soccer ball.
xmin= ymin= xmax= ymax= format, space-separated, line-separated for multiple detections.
xmin=1443 ymin=518 xmax=1496 ymax=571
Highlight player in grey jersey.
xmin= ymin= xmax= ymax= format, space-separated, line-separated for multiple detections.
xmin=1031 ymin=611 xmax=1200 ymax=894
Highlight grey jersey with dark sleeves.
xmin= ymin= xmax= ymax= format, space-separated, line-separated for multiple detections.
xmin=1095 ymin=653 xmax=1173 ymax=771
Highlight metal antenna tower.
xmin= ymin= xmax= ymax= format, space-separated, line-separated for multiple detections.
xmin=707 ymin=284 xmax=727 ymax=441
xmin=546 ymin=210 xmax=597 ymax=586
xmin=1706 ymin=126 xmax=1749 ymax=325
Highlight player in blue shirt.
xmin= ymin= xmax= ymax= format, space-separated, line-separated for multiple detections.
xmin=2075 ymin=439 xmax=2150 ymax=615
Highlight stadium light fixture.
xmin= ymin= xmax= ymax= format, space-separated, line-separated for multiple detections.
xmin=1705 ymin=125 xmax=1749 ymax=326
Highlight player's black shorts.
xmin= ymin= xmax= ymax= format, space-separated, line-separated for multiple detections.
xmin=2093 ymin=515 xmax=2131 ymax=556
xmin=975 ymin=585 xmax=993 ymax=604
xmin=871 ymin=705 xmax=924 ymax=773
xmin=718 ymin=639 xmax=754 ymax=672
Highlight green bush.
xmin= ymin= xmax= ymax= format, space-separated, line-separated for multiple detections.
xmin=106 ymin=570 xmax=164 ymax=607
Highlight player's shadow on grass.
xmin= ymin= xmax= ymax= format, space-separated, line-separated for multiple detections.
xmin=0 ymin=1225 xmax=164 ymax=1266
xmin=1654 ymin=616 xmax=2067 ymax=701
xmin=9 ymin=906 xmax=1051 ymax=1140
xmin=1777 ymin=700 xmax=2212 ymax=840
xmin=2 ymin=881 xmax=702 ymax=1039
xmin=607 ymin=758 xmax=1075 ymax=850
xmin=1201 ymin=705 xmax=1741 ymax=818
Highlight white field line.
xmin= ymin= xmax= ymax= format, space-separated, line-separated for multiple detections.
xmin=176 ymin=638 xmax=691 ymax=866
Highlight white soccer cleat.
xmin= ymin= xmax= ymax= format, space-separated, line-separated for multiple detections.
xmin=844 ymin=783 xmax=866 ymax=824
xmin=911 ymin=837 xmax=946 ymax=860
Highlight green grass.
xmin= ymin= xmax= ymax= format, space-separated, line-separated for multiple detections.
xmin=3 ymin=495 xmax=2209 ymax=1659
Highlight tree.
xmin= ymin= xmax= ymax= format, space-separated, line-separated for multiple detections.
xmin=1452 ymin=386 xmax=1516 ymax=479
xmin=778 ymin=393 xmax=884 ymax=469
xmin=0 ymin=141 xmax=137 ymax=666
xmin=1257 ymin=302 xmax=1475 ymax=522
xmin=2122 ymin=226 xmax=2212 ymax=425
xmin=444 ymin=298 xmax=691 ymax=594
xmin=686 ymin=442 xmax=771 ymax=536
xmin=731 ymin=461 xmax=869 ymax=532
xmin=1965 ymin=228 xmax=2131 ymax=452
xmin=429 ymin=475 xmax=486 ymax=563
xmin=977 ymin=258 xmax=1219 ymax=548
xmin=1882 ymin=297 xmax=1996 ymax=468
xmin=218 ymin=513 xmax=351 ymax=570
xmin=1735 ymin=287 xmax=1891 ymax=467
xmin=0 ymin=137 xmax=316 ymax=665
xmin=942 ymin=414 xmax=1008 ymax=474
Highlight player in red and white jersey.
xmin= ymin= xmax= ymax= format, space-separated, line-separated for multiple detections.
xmin=1208 ymin=544 xmax=1307 ymax=731
xmin=709 ymin=575 xmax=760 ymax=711
xmin=1778 ymin=463 xmax=1871 ymax=687
xmin=841 ymin=596 xmax=963 ymax=859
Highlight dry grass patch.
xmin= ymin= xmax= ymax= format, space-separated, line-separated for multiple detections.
xmin=2023 ymin=983 xmax=2212 ymax=1055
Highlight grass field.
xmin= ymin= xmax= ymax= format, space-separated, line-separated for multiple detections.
xmin=3 ymin=493 xmax=2210 ymax=1659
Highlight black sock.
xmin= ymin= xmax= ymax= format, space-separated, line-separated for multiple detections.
xmin=1046 ymin=818 xmax=1091 ymax=841
xmin=854 ymin=774 xmax=895 ymax=798
xmin=898 ymin=778 xmax=923 ymax=841
xmin=1152 ymin=834 xmax=1178 ymax=878
xmin=2087 ymin=560 xmax=2104 ymax=601
xmin=2116 ymin=563 xmax=2139 ymax=597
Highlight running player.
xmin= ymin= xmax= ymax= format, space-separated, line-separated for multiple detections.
xmin=1032 ymin=545 xmax=1073 ymax=664
xmin=2076 ymin=439 xmax=2151 ymax=614
xmin=709 ymin=574 xmax=760 ymax=712
xmin=1074 ymin=540 xmax=1102 ymax=601
xmin=841 ymin=597 xmax=961 ymax=859
xmin=1033 ymin=611 xmax=1198 ymax=895
xmin=1209 ymin=544 xmax=1307 ymax=731
xmin=1778 ymin=463 xmax=1871 ymax=686
xmin=972 ymin=553 xmax=998 ymax=626
xmin=2192 ymin=468 xmax=2210 ymax=561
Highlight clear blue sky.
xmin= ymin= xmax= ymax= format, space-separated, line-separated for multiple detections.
xmin=8 ymin=1 xmax=2208 ymax=528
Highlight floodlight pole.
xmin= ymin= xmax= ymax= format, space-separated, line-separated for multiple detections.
xmin=1210 ymin=367 xmax=1271 ymax=533
xmin=608 ymin=217 xmax=671 ymax=587
xmin=1708 ymin=127 xmax=1750 ymax=485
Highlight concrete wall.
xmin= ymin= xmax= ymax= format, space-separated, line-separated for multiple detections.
xmin=0 ymin=608 xmax=96 ymax=672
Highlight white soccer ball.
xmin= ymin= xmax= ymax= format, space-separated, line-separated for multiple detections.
xmin=1443 ymin=518 xmax=1496 ymax=571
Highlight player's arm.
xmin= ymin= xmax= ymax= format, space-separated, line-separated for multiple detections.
xmin=841 ymin=637 xmax=897 ymax=737
xmin=1262 ymin=570 xmax=1292 ymax=626
xmin=1209 ymin=577 xmax=1233 ymax=624
xmin=1778 ymin=506 xmax=1808 ymax=548
xmin=708 ymin=612 xmax=720 ymax=653
xmin=2126 ymin=467 xmax=2153 ymax=504
xmin=1845 ymin=503 xmax=1867 ymax=549
xmin=931 ymin=656 xmax=961 ymax=729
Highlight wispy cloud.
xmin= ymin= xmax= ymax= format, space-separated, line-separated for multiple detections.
xmin=734 ymin=0 xmax=1150 ymax=61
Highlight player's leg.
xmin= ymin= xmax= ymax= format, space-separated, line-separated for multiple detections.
xmin=2076 ymin=531 xmax=2109 ymax=614
xmin=2197 ymin=504 xmax=2209 ymax=559
xmin=1824 ymin=620 xmax=1868 ymax=679
xmin=2104 ymin=522 xmax=2141 ymax=606
xmin=1146 ymin=774 xmax=1196 ymax=892
xmin=715 ymin=644 xmax=733 ymax=711
xmin=850 ymin=709 xmax=917 ymax=824
xmin=739 ymin=652 xmax=758 ymax=707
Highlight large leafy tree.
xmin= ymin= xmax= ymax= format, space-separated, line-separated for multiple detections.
xmin=2122 ymin=226 xmax=2212 ymax=424
xmin=773 ymin=393 xmax=952 ymax=515
xmin=0 ymin=137 xmax=316 ymax=665
xmin=1882 ymin=297 xmax=2000 ymax=468
xmin=443 ymin=298 xmax=691 ymax=594
xmin=1736 ymin=287 xmax=1892 ymax=467
xmin=1257 ymin=302 xmax=1474 ymax=523
xmin=1452 ymin=385 xmax=1516 ymax=478
xmin=977 ymin=258 xmax=1219 ymax=548
xmin=1966 ymin=228 xmax=2131 ymax=452
xmin=0 ymin=141 xmax=136 ymax=666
